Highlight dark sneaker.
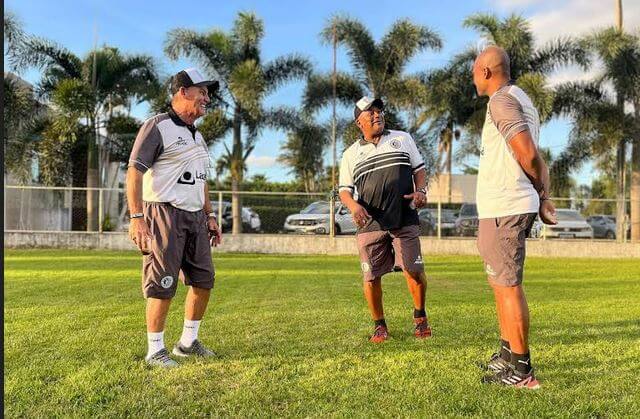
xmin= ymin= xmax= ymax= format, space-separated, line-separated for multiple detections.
xmin=413 ymin=317 xmax=432 ymax=339
xmin=482 ymin=367 xmax=541 ymax=389
xmin=172 ymin=339 xmax=216 ymax=358
xmin=369 ymin=325 xmax=389 ymax=343
xmin=477 ymin=352 xmax=511 ymax=373
xmin=145 ymin=348 xmax=178 ymax=368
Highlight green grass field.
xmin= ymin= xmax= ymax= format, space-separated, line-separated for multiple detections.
xmin=4 ymin=249 xmax=640 ymax=417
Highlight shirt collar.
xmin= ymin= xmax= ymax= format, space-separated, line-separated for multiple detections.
xmin=168 ymin=107 xmax=196 ymax=132
xmin=358 ymin=129 xmax=390 ymax=146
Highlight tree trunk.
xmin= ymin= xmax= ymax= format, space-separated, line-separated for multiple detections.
xmin=630 ymin=102 xmax=640 ymax=242
xmin=86 ymin=119 xmax=99 ymax=231
xmin=231 ymin=107 xmax=243 ymax=234
xmin=615 ymin=92 xmax=626 ymax=241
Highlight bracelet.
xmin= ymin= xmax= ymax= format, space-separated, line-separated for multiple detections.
xmin=130 ymin=212 xmax=144 ymax=219
xmin=417 ymin=187 xmax=427 ymax=195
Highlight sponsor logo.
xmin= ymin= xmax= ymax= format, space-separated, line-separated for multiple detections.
xmin=160 ymin=276 xmax=174 ymax=289
xmin=177 ymin=171 xmax=207 ymax=185
xmin=175 ymin=136 xmax=188 ymax=146
xmin=361 ymin=262 xmax=370 ymax=273
xmin=485 ymin=263 xmax=496 ymax=277
xmin=390 ymin=138 xmax=401 ymax=149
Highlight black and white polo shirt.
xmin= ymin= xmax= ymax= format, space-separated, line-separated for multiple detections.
xmin=339 ymin=129 xmax=425 ymax=232
xmin=128 ymin=108 xmax=211 ymax=212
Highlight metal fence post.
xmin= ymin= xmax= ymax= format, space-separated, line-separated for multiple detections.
xmin=98 ymin=188 xmax=103 ymax=233
xmin=437 ymin=201 xmax=442 ymax=239
xmin=329 ymin=191 xmax=335 ymax=237
xmin=217 ymin=192 xmax=223 ymax=229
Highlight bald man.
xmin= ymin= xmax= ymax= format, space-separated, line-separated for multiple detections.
xmin=472 ymin=46 xmax=557 ymax=389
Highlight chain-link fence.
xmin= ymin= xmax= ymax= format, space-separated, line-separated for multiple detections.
xmin=3 ymin=185 xmax=637 ymax=242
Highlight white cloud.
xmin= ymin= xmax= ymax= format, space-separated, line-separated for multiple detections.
xmin=494 ymin=0 xmax=640 ymax=45
xmin=245 ymin=155 xmax=278 ymax=169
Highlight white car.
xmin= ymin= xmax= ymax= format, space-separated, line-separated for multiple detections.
xmin=284 ymin=201 xmax=357 ymax=235
xmin=538 ymin=209 xmax=593 ymax=239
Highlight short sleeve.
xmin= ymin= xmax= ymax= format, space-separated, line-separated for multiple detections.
xmin=338 ymin=149 xmax=354 ymax=194
xmin=406 ymin=134 xmax=425 ymax=173
xmin=489 ymin=91 xmax=529 ymax=142
xmin=128 ymin=119 xmax=164 ymax=173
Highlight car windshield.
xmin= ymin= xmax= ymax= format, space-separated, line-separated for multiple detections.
xmin=459 ymin=204 xmax=477 ymax=216
xmin=301 ymin=202 xmax=330 ymax=214
xmin=557 ymin=210 xmax=584 ymax=221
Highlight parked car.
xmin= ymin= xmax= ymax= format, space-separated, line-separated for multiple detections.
xmin=283 ymin=201 xmax=356 ymax=235
xmin=586 ymin=215 xmax=616 ymax=239
xmin=455 ymin=203 xmax=478 ymax=237
xmin=418 ymin=209 xmax=436 ymax=236
xmin=426 ymin=208 xmax=457 ymax=236
xmin=540 ymin=209 xmax=593 ymax=239
xmin=210 ymin=201 xmax=262 ymax=233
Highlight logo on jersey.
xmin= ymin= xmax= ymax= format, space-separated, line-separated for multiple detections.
xmin=390 ymin=138 xmax=401 ymax=149
xmin=175 ymin=136 xmax=188 ymax=146
xmin=177 ymin=171 xmax=207 ymax=185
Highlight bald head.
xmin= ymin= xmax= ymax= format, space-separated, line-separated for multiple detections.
xmin=472 ymin=45 xmax=511 ymax=97
xmin=477 ymin=45 xmax=510 ymax=76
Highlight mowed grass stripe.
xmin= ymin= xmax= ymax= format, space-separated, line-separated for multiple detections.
xmin=4 ymin=249 xmax=640 ymax=417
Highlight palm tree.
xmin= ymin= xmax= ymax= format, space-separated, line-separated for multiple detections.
xmin=275 ymin=111 xmax=330 ymax=193
xmin=12 ymin=38 xmax=159 ymax=230
xmin=164 ymin=12 xmax=312 ymax=233
xmin=553 ymin=28 xmax=640 ymax=240
xmin=303 ymin=15 xmax=442 ymax=145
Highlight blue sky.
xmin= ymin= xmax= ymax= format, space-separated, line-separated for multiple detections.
xmin=6 ymin=0 xmax=638 ymax=184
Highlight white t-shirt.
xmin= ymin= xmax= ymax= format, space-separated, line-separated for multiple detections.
xmin=476 ymin=84 xmax=540 ymax=219
xmin=128 ymin=109 xmax=211 ymax=212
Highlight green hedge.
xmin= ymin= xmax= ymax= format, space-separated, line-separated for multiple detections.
xmin=251 ymin=206 xmax=301 ymax=233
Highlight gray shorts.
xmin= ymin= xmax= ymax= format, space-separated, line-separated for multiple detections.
xmin=477 ymin=213 xmax=536 ymax=287
xmin=142 ymin=202 xmax=215 ymax=299
xmin=356 ymin=224 xmax=424 ymax=282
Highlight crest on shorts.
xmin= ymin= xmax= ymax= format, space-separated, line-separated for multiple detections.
xmin=414 ymin=255 xmax=423 ymax=265
xmin=361 ymin=262 xmax=370 ymax=273
xmin=485 ymin=264 xmax=496 ymax=277
xmin=160 ymin=275 xmax=174 ymax=289
xmin=390 ymin=138 xmax=401 ymax=149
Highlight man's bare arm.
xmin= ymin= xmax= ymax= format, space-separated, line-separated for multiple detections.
xmin=509 ymin=131 xmax=550 ymax=199
xmin=126 ymin=167 xmax=152 ymax=251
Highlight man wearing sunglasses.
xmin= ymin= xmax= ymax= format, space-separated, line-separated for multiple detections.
xmin=339 ymin=96 xmax=431 ymax=343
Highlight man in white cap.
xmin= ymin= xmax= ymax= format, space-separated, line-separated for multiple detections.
xmin=127 ymin=68 xmax=222 ymax=367
xmin=339 ymin=96 xmax=432 ymax=343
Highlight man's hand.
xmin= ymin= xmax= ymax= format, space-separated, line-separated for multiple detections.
xmin=350 ymin=203 xmax=371 ymax=228
xmin=539 ymin=199 xmax=557 ymax=225
xmin=404 ymin=191 xmax=427 ymax=209
xmin=207 ymin=217 xmax=222 ymax=247
xmin=129 ymin=218 xmax=153 ymax=254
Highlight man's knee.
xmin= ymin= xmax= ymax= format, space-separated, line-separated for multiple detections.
xmin=404 ymin=270 xmax=425 ymax=283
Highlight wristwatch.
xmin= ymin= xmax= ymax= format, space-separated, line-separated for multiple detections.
xmin=130 ymin=212 xmax=144 ymax=219
xmin=207 ymin=212 xmax=217 ymax=219
xmin=417 ymin=187 xmax=427 ymax=195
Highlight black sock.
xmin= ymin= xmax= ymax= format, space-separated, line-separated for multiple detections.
xmin=413 ymin=308 xmax=426 ymax=318
xmin=512 ymin=351 xmax=532 ymax=374
xmin=374 ymin=319 xmax=387 ymax=328
xmin=499 ymin=339 xmax=511 ymax=361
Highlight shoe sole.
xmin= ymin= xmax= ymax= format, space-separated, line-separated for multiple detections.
xmin=172 ymin=347 xmax=190 ymax=358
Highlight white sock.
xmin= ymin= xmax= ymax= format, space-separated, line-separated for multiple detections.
xmin=180 ymin=319 xmax=201 ymax=347
xmin=146 ymin=331 xmax=165 ymax=359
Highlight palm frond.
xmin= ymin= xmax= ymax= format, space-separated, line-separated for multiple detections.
xmin=321 ymin=15 xmax=376 ymax=74
xmin=302 ymin=72 xmax=363 ymax=114
xmin=12 ymin=36 xmax=82 ymax=79
xmin=530 ymin=38 xmax=590 ymax=73
xmin=263 ymin=54 xmax=312 ymax=94
xmin=164 ymin=28 xmax=231 ymax=77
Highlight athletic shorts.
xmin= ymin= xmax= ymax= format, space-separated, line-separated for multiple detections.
xmin=477 ymin=213 xmax=536 ymax=287
xmin=356 ymin=224 xmax=424 ymax=282
xmin=141 ymin=202 xmax=215 ymax=299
